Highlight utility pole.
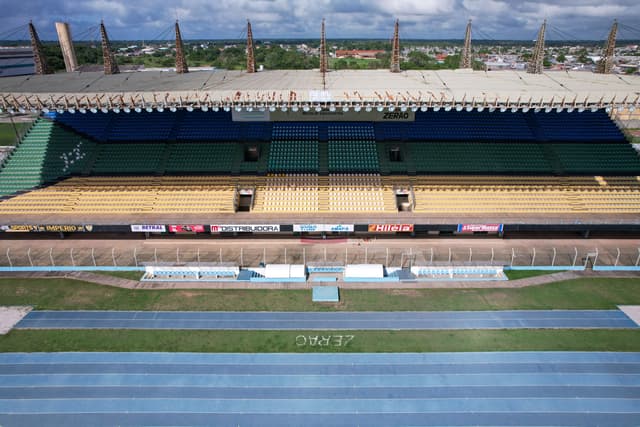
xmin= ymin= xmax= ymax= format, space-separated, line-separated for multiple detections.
xmin=596 ymin=20 xmax=617 ymax=74
xmin=175 ymin=20 xmax=189 ymax=74
xmin=460 ymin=19 xmax=472 ymax=69
xmin=390 ymin=19 xmax=400 ymax=73
xmin=100 ymin=21 xmax=119 ymax=75
xmin=527 ymin=20 xmax=546 ymax=74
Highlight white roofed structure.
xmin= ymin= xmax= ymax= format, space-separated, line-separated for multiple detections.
xmin=0 ymin=69 xmax=639 ymax=113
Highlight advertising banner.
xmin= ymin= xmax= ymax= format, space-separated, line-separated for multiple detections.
xmin=168 ymin=225 xmax=205 ymax=233
xmin=269 ymin=109 xmax=415 ymax=122
xmin=457 ymin=224 xmax=504 ymax=233
xmin=367 ymin=224 xmax=414 ymax=233
xmin=210 ymin=224 xmax=280 ymax=233
xmin=0 ymin=224 xmax=93 ymax=233
xmin=130 ymin=225 xmax=166 ymax=233
xmin=293 ymin=224 xmax=354 ymax=232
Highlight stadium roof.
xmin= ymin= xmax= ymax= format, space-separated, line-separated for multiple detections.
xmin=0 ymin=69 xmax=639 ymax=113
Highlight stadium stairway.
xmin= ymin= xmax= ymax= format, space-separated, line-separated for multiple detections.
xmin=318 ymin=142 xmax=329 ymax=175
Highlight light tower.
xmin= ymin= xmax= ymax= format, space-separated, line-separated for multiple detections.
xmin=100 ymin=21 xmax=119 ymax=75
xmin=596 ymin=20 xmax=617 ymax=74
xmin=390 ymin=19 xmax=400 ymax=73
xmin=246 ymin=20 xmax=256 ymax=73
xmin=28 ymin=21 xmax=51 ymax=75
xmin=527 ymin=20 xmax=546 ymax=74
xmin=460 ymin=19 xmax=472 ymax=69
xmin=174 ymin=20 xmax=188 ymax=74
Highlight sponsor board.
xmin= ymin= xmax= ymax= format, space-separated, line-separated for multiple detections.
xmin=130 ymin=224 xmax=166 ymax=233
xmin=255 ymin=109 xmax=415 ymax=122
xmin=0 ymin=224 xmax=93 ymax=233
xmin=210 ymin=224 xmax=280 ymax=233
xmin=457 ymin=224 xmax=504 ymax=233
xmin=168 ymin=225 xmax=205 ymax=233
xmin=368 ymin=224 xmax=414 ymax=233
xmin=231 ymin=109 xmax=271 ymax=122
xmin=293 ymin=224 xmax=354 ymax=232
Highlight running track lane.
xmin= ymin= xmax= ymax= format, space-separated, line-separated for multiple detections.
xmin=0 ymin=352 xmax=638 ymax=426
xmin=15 ymin=309 xmax=639 ymax=330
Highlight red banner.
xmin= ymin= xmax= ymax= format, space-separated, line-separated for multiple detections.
xmin=168 ymin=225 xmax=205 ymax=233
xmin=368 ymin=224 xmax=414 ymax=233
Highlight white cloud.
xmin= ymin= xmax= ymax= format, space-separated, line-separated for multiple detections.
xmin=0 ymin=0 xmax=637 ymax=40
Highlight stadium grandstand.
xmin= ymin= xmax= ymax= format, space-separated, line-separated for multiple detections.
xmin=0 ymin=19 xmax=639 ymax=238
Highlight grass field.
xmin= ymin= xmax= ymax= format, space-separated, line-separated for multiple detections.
xmin=504 ymin=270 xmax=564 ymax=280
xmin=92 ymin=271 xmax=143 ymax=280
xmin=0 ymin=122 xmax=29 ymax=146
xmin=2 ymin=329 xmax=640 ymax=353
xmin=1 ymin=277 xmax=639 ymax=311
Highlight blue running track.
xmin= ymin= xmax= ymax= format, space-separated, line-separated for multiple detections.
xmin=0 ymin=352 xmax=639 ymax=426
xmin=15 ymin=309 xmax=639 ymax=330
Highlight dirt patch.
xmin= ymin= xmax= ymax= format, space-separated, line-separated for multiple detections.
xmin=177 ymin=291 xmax=203 ymax=298
xmin=386 ymin=289 xmax=422 ymax=297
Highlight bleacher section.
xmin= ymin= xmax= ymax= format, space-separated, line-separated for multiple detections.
xmin=408 ymin=143 xmax=553 ymax=174
xmin=107 ymin=111 xmax=178 ymax=141
xmin=408 ymin=110 xmax=536 ymax=142
xmin=268 ymin=140 xmax=319 ymax=173
xmin=0 ymin=108 xmax=638 ymax=220
xmin=253 ymin=175 xmax=319 ymax=213
xmin=164 ymin=143 xmax=239 ymax=174
xmin=412 ymin=176 xmax=640 ymax=214
xmin=329 ymin=140 xmax=379 ymax=173
xmin=531 ymin=110 xmax=625 ymax=142
xmin=2 ymin=174 xmax=639 ymax=216
xmin=52 ymin=109 xmax=626 ymax=145
xmin=54 ymin=111 xmax=112 ymax=141
xmin=272 ymin=123 xmax=318 ymax=140
xmin=327 ymin=174 xmax=395 ymax=212
xmin=177 ymin=111 xmax=240 ymax=141
xmin=0 ymin=120 xmax=96 ymax=196
xmin=0 ymin=176 xmax=236 ymax=214
xmin=551 ymin=144 xmax=640 ymax=174
xmin=327 ymin=123 xmax=379 ymax=173
xmin=91 ymin=143 xmax=165 ymax=175
xmin=232 ymin=174 xmax=397 ymax=213
xmin=328 ymin=123 xmax=375 ymax=140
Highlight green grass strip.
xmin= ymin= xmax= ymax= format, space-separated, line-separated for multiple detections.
xmin=1 ymin=277 xmax=639 ymax=311
xmin=2 ymin=329 xmax=640 ymax=353
xmin=504 ymin=270 xmax=565 ymax=280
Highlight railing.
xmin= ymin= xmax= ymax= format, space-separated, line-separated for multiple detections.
xmin=0 ymin=245 xmax=638 ymax=270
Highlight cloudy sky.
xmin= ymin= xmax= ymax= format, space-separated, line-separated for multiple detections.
xmin=0 ymin=0 xmax=637 ymax=41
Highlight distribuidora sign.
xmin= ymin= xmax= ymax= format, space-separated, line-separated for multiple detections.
xmin=210 ymin=224 xmax=280 ymax=233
